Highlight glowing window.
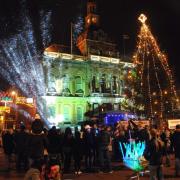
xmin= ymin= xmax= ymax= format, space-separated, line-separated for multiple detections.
xmin=114 ymin=103 xmax=119 ymax=111
xmin=92 ymin=17 xmax=96 ymax=23
xmin=77 ymin=106 xmax=83 ymax=121
xmin=63 ymin=105 xmax=70 ymax=121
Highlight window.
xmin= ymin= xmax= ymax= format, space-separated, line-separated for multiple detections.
xmin=112 ymin=76 xmax=117 ymax=94
xmin=48 ymin=105 xmax=56 ymax=119
xmin=62 ymin=76 xmax=71 ymax=95
xmin=75 ymin=76 xmax=82 ymax=92
xmin=63 ymin=105 xmax=70 ymax=121
xmin=93 ymin=103 xmax=99 ymax=113
xmin=114 ymin=103 xmax=119 ymax=111
xmin=92 ymin=17 xmax=96 ymax=23
xmin=63 ymin=76 xmax=70 ymax=89
xmin=77 ymin=107 xmax=83 ymax=121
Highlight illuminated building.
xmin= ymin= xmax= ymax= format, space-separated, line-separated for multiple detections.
xmin=42 ymin=0 xmax=134 ymax=126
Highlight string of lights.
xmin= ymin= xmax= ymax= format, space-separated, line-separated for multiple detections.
xmin=133 ymin=14 xmax=179 ymax=119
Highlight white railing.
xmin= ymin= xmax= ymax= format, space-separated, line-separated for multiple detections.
xmin=44 ymin=51 xmax=134 ymax=66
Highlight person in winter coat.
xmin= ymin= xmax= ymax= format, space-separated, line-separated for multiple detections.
xmin=73 ymin=130 xmax=83 ymax=174
xmin=47 ymin=126 xmax=62 ymax=167
xmin=172 ymin=124 xmax=180 ymax=177
xmin=144 ymin=128 xmax=164 ymax=180
xmin=83 ymin=125 xmax=94 ymax=172
xmin=160 ymin=127 xmax=171 ymax=167
xmin=97 ymin=125 xmax=112 ymax=173
xmin=62 ymin=127 xmax=74 ymax=173
xmin=28 ymin=119 xmax=48 ymax=163
xmin=14 ymin=124 xmax=29 ymax=171
xmin=2 ymin=129 xmax=15 ymax=170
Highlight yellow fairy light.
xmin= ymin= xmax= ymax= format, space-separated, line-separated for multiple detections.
xmin=132 ymin=13 xmax=179 ymax=119
xmin=164 ymin=90 xmax=168 ymax=95
xmin=152 ymin=92 xmax=156 ymax=96
xmin=154 ymin=101 xmax=158 ymax=105
xmin=138 ymin=14 xmax=147 ymax=24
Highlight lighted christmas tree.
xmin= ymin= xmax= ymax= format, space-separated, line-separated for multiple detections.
xmin=133 ymin=14 xmax=179 ymax=120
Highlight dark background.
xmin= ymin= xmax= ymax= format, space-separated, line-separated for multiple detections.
xmin=0 ymin=0 xmax=180 ymax=89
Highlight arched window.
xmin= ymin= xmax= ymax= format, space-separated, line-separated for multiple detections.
xmin=120 ymin=80 xmax=124 ymax=95
xmin=112 ymin=76 xmax=117 ymax=94
xmin=62 ymin=76 xmax=71 ymax=95
xmin=63 ymin=76 xmax=70 ymax=90
xmin=75 ymin=76 xmax=82 ymax=92
xmin=100 ymin=74 xmax=106 ymax=93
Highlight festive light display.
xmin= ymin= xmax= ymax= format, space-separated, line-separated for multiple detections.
xmin=0 ymin=1 xmax=52 ymax=126
xmin=133 ymin=14 xmax=179 ymax=119
xmin=104 ymin=113 xmax=137 ymax=125
xmin=119 ymin=140 xmax=147 ymax=172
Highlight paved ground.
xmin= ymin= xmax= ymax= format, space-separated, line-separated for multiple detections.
xmin=0 ymin=147 xmax=179 ymax=180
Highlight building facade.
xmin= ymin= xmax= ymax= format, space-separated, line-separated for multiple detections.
xmin=42 ymin=0 xmax=134 ymax=126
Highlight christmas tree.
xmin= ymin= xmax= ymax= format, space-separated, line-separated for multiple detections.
xmin=133 ymin=14 xmax=179 ymax=120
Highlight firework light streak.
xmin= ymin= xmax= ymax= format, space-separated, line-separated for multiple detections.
xmin=119 ymin=140 xmax=146 ymax=172
xmin=73 ymin=15 xmax=84 ymax=44
xmin=0 ymin=1 xmax=52 ymax=127
xmin=40 ymin=10 xmax=52 ymax=48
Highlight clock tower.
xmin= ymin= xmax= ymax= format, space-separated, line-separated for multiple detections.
xmin=85 ymin=0 xmax=100 ymax=29
xmin=77 ymin=0 xmax=118 ymax=57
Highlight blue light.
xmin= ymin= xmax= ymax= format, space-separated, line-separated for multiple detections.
xmin=105 ymin=113 xmax=127 ymax=125
xmin=119 ymin=140 xmax=147 ymax=172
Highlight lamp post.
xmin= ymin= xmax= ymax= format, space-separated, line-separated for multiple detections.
xmin=122 ymin=34 xmax=130 ymax=59
xmin=11 ymin=91 xmax=18 ymax=129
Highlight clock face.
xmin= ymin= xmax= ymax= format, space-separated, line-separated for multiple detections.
xmin=92 ymin=17 xmax=96 ymax=23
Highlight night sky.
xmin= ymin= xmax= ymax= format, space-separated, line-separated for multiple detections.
xmin=0 ymin=0 xmax=180 ymax=89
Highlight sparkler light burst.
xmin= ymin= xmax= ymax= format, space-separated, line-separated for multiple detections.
xmin=73 ymin=15 xmax=84 ymax=44
xmin=119 ymin=140 xmax=147 ymax=171
xmin=0 ymin=1 xmax=52 ymax=127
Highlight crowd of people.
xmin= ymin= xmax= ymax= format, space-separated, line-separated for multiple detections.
xmin=0 ymin=119 xmax=180 ymax=180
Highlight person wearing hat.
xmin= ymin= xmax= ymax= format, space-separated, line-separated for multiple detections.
xmin=172 ymin=124 xmax=180 ymax=177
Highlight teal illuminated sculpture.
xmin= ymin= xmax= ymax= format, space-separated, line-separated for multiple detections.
xmin=119 ymin=140 xmax=147 ymax=172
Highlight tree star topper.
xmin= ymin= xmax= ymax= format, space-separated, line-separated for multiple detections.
xmin=138 ymin=14 xmax=147 ymax=24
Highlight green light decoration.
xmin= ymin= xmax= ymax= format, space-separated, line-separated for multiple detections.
xmin=119 ymin=140 xmax=147 ymax=172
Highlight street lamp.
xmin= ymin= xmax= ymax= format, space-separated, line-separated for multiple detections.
xmin=11 ymin=91 xmax=16 ymax=96
xmin=11 ymin=91 xmax=18 ymax=128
